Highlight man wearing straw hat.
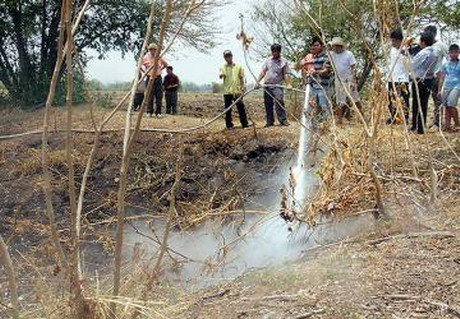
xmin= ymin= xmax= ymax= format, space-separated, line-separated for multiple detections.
xmin=142 ymin=43 xmax=168 ymax=118
xmin=329 ymin=36 xmax=361 ymax=124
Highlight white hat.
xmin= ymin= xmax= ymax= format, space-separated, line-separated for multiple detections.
xmin=330 ymin=37 xmax=346 ymax=47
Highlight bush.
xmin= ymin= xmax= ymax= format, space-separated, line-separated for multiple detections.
xmin=54 ymin=70 xmax=87 ymax=106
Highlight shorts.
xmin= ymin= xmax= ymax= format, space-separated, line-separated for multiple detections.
xmin=335 ymin=78 xmax=360 ymax=105
xmin=442 ymin=87 xmax=460 ymax=108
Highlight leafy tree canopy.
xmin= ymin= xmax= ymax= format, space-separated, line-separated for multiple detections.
xmin=0 ymin=0 xmax=222 ymax=106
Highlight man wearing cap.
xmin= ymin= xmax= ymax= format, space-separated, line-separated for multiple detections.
xmin=142 ymin=43 xmax=168 ymax=118
xmin=257 ymin=43 xmax=291 ymax=127
xmin=219 ymin=50 xmax=249 ymax=129
xmin=330 ymin=37 xmax=361 ymax=124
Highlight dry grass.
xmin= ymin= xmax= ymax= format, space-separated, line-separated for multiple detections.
xmin=1 ymin=88 xmax=459 ymax=318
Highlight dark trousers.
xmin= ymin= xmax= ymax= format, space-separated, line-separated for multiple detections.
xmin=223 ymin=94 xmax=248 ymax=128
xmin=165 ymin=90 xmax=178 ymax=114
xmin=388 ymin=82 xmax=410 ymax=122
xmin=431 ymin=77 xmax=442 ymax=126
xmin=133 ymin=92 xmax=144 ymax=111
xmin=146 ymin=76 xmax=163 ymax=115
xmin=263 ymin=87 xmax=287 ymax=125
xmin=412 ymin=79 xmax=433 ymax=134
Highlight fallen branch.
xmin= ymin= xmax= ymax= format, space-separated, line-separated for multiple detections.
xmin=379 ymin=294 xmax=460 ymax=318
xmin=202 ymin=288 xmax=231 ymax=301
xmin=303 ymin=230 xmax=455 ymax=255
xmin=294 ymin=308 xmax=325 ymax=319
xmin=241 ymin=294 xmax=300 ymax=302
xmin=366 ymin=231 xmax=455 ymax=246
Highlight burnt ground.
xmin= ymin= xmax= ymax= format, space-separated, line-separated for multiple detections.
xmin=1 ymin=93 xmax=459 ymax=318
xmin=0 ymin=115 xmax=297 ymax=264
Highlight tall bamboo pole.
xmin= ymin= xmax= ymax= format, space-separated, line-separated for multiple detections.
xmin=0 ymin=235 xmax=19 ymax=319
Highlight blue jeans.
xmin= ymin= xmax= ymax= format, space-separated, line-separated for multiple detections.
xmin=308 ymin=85 xmax=330 ymax=126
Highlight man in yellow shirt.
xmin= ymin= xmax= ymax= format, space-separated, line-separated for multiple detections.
xmin=219 ymin=50 xmax=249 ymax=129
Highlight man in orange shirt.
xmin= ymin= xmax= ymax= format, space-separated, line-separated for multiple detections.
xmin=142 ymin=43 xmax=168 ymax=118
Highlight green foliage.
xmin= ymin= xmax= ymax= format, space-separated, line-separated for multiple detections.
xmin=211 ymin=82 xmax=223 ymax=94
xmin=93 ymin=91 xmax=114 ymax=109
xmin=250 ymin=0 xmax=460 ymax=88
xmin=102 ymin=82 xmax=132 ymax=91
xmin=87 ymin=79 xmax=105 ymax=91
xmin=180 ymin=82 xmax=212 ymax=93
xmin=0 ymin=0 xmax=222 ymax=107
xmin=54 ymin=71 xmax=87 ymax=106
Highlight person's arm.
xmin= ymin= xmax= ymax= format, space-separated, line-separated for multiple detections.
xmin=284 ymin=74 xmax=292 ymax=87
xmin=169 ymin=76 xmax=179 ymax=89
xmin=219 ymin=67 xmax=225 ymax=79
xmin=411 ymin=49 xmax=426 ymax=71
xmin=314 ymin=60 xmax=331 ymax=78
xmin=257 ymin=61 xmax=268 ymax=85
xmin=437 ymin=67 xmax=445 ymax=98
xmin=142 ymin=54 xmax=149 ymax=67
xmin=257 ymin=69 xmax=266 ymax=84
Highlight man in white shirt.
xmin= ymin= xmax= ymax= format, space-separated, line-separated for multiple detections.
xmin=329 ymin=37 xmax=361 ymax=124
xmin=387 ymin=29 xmax=410 ymax=124
xmin=410 ymin=31 xmax=437 ymax=134
xmin=424 ymin=25 xmax=449 ymax=129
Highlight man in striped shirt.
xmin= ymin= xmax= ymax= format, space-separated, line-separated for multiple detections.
xmin=304 ymin=36 xmax=332 ymax=126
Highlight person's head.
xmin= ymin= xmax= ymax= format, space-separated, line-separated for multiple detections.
xmin=424 ymin=25 xmax=437 ymax=37
xmin=449 ymin=44 xmax=459 ymax=60
xmin=148 ymin=43 xmax=158 ymax=55
xmin=271 ymin=43 xmax=282 ymax=59
xmin=166 ymin=66 xmax=173 ymax=75
xmin=390 ymin=29 xmax=404 ymax=48
xmin=419 ymin=31 xmax=435 ymax=48
xmin=330 ymin=37 xmax=345 ymax=53
xmin=223 ymin=50 xmax=233 ymax=64
xmin=311 ymin=36 xmax=324 ymax=54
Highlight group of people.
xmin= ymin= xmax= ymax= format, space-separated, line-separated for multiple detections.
xmin=387 ymin=26 xmax=459 ymax=133
xmin=136 ymin=25 xmax=459 ymax=133
xmin=219 ymin=25 xmax=459 ymax=133
xmin=134 ymin=43 xmax=180 ymax=117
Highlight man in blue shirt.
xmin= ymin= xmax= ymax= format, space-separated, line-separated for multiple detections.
xmin=438 ymin=44 xmax=460 ymax=131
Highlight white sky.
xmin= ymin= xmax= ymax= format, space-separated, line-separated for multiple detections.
xmin=86 ymin=0 xmax=262 ymax=85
